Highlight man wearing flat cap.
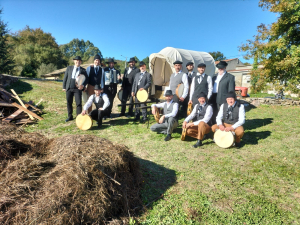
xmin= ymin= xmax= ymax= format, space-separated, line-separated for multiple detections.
xmin=150 ymin=90 xmax=179 ymax=141
xmin=189 ymin=63 xmax=213 ymax=107
xmin=81 ymin=84 xmax=110 ymax=128
xmin=210 ymin=60 xmax=235 ymax=124
xmin=212 ymin=91 xmax=245 ymax=148
xmin=63 ymin=56 xmax=88 ymax=122
xmin=183 ymin=92 xmax=213 ymax=148
xmin=131 ymin=61 xmax=152 ymax=123
xmin=104 ymin=58 xmax=121 ymax=118
xmin=86 ymin=55 xmax=104 ymax=113
xmin=119 ymin=57 xmax=140 ymax=117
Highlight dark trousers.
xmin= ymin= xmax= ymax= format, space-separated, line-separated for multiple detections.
xmin=181 ymin=94 xmax=190 ymax=117
xmin=66 ymin=88 xmax=82 ymax=119
xmin=89 ymin=108 xmax=109 ymax=126
xmin=121 ymin=85 xmax=133 ymax=115
xmin=104 ymin=83 xmax=118 ymax=116
xmin=134 ymin=97 xmax=147 ymax=119
xmin=208 ymin=93 xmax=221 ymax=125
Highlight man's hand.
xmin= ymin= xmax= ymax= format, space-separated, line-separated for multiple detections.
xmin=179 ymin=97 xmax=185 ymax=102
xmin=219 ymin=124 xmax=225 ymax=131
xmin=225 ymin=126 xmax=234 ymax=132
xmin=81 ymin=110 xmax=86 ymax=115
xmin=151 ymin=106 xmax=156 ymax=115
xmin=182 ymin=121 xmax=187 ymax=128
xmin=159 ymin=115 xmax=165 ymax=124
xmin=98 ymin=108 xmax=103 ymax=111
xmin=131 ymin=92 xmax=135 ymax=97
xmin=186 ymin=122 xmax=193 ymax=128
xmin=139 ymin=88 xmax=144 ymax=91
xmin=90 ymin=64 xmax=94 ymax=67
xmin=78 ymin=85 xmax=84 ymax=90
xmin=120 ymin=87 xmax=123 ymax=90
xmin=63 ymin=89 xmax=66 ymax=92
xmin=118 ymin=75 xmax=121 ymax=80
xmin=188 ymin=100 xmax=192 ymax=104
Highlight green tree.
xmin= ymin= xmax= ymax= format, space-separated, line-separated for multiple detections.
xmin=0 ymin=8 xmax=14 ymax=74
xmin=60 ymin=38 xmax=103 ymax=63
xmin=36 ymin=63 xmax=57 ymax=78
xmin=208 ymin=51 xmax=226 ymax=61
xmin=239 ymin=0 xmax=300 ymax=94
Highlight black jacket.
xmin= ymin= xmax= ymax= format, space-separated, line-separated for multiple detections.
xmin=63 ymin=66 xmax=88 ymax=91
xmin=212 ymin=72 xmax=235 ymax=105
xmin=122 ymin=67 xmax=140 ymax=88
xmin=131 ymin=71 xmax=152 ymax=94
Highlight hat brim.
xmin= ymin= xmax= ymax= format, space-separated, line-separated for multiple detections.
xmin=106 ymin=61 xmax=117 ymax=64
xmin=128 ymin=60 xmax=137 ymax=63
xmin=73 ymin=58 xmax=82 ymax=61
xmin=216 ymin=64 xmax=227 ymax=69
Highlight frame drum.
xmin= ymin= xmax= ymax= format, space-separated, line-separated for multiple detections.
xmin=181 ymin=128 xmax=187 ymax=141
xmin=117 ymin=89 xmax=123 ymax=101
xmin=76 ymin=74 xmax=86 ymax=87
xmin=76 ymin=114 xmax=93 ymax=131
xmin=187 ymin=102 xmax=193 ymax=116
xmin=214 ymin=129 xmax=235 ymax=148
xmin=176 ymin=83 xmax=184 ymax=98
xmin=154 ymin=107 xmax=160 ymax=123
xmin=136 ymin=89 xmax=148 ymax=102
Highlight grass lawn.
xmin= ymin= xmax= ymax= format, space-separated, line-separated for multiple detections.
xmin=6 ymin=80 xmax=300 ymax=224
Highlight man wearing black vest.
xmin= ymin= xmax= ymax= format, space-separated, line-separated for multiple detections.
xmin=189 ymin=63 xmax=213 ymax=107
xmin=119 ymin=57 xmax=140 ymax=117
xmin=131 ymin=61 xmax=152 ymax=123
xmin=81 ymin=85 xmax=110 ymax=128
xmin=63 ymin=56 xmax=88 ymax=122
xmin=104 ymin=58 xmax=121 ymax=119
xmin=210 ymin=60 xmax=235 ymax=124
xmin=182 ymin=62 xmax=197 ymax=116
xmin=212 ymin=91 xmax=245 ymax=148
xmin=86 ymin=55 xmax=104 ymax=113
xmin=150 ymin=90 xmax=179 ymax=141
xmin=183 ymin=92 xmax=213 ymax=148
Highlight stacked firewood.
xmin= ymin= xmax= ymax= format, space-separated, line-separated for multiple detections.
xmin=0 ymin=87 xmax=43 ymax=125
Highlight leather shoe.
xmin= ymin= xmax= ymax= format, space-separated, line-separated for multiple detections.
xmin=235 ymin=142 xmax=241 ymax=148
xmin=103 ymin=116 xmax=107 ymax=120
xmin=65 ymin=117 xmax=73 ymax=122
xmin=164 ymin=134 xmax=172 ymax=141
xmin=193 ymin=140 xmax=203 ymax=148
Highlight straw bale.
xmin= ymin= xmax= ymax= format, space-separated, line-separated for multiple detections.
xmin=0 ymin=124 xmax=142 ymax=224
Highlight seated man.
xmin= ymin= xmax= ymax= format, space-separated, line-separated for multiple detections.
xmin=211 ymin=91 xmax=245 ymax=148
xmin=183 ymin=92 xmax=213 ymax=148
xmin=81 ymin=84 xmax=110 ymax=128
xmin=150 ymin=90 xmax=179 ymax=141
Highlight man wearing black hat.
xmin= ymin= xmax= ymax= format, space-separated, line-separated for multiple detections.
xmin=212 ymin=91 xmax=245 ymax=148
xmin=104 ymin=58 xmax=121 ymax=118
xmin=131 ymin=61 xmax=152 ymax=122
xmin=81 ymin=84 xmax=110 ymax=128
xmin=183 ymin=92 xmax=213 ymax=148
xmin=119 ymin=57 xmax=140 ymax=117
xmin=182 ymin=62 xmax=197 ymax=115
xmin=86 ymin=55 xmax=104 ymax=113
xmin=189 ymin=63 xmax=213 ymax=106
xmin=210 ymin=60 xmax=235 ymax=124
xmin=63 ymin=56 xmax=88 ymax=122
xmin=150 ymin=90 xmax=179 ymax=141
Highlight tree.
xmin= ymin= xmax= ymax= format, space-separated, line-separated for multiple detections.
xmin=0 ymin=8 xmax=14 ymax=74
xmin=239 ymin=0 xmax=300 ymax=93
xmin=36 ymin=63 xmax=57 ymax=78
xmin=60 ymin=38 xmax=103 ymax=63
xmin=208 ymin=51 xmax=226 ymax=61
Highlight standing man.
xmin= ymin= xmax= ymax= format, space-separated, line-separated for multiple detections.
xmin=150 ymin=90 xmax=179 ymax=141
xmin=86 ymin=54 xmax=104 ymax=113
xmin=104 ymin=58 xmax=121 ymax=119
xmin=131 ymin=61 xmax=152 ymax=123
xmin=63 ymin=56 xmax=88 ymax=122
xmin=210 ymin=60 xmax=235 ymax=124
xmin=119 ymin=57 xmax=140 ymax=117
xmin=189 ymin=63 xmax=213 ymax=106
xmin=81 ymin=85 xmax=110 ymax=128
xmin=211 ymin=91 xmax=245 ymax=148
xmin=183 ymin=92 xmax=213 ymax=148
xmin=182 ymin=62 xmax=197 ymax=115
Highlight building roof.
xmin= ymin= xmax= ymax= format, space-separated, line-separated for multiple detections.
xmin=214 ymin=58 xmax=239 ymax=65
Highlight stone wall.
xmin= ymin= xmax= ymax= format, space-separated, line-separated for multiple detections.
xmin=0 ymin=74 xmax=19 ymax=87
xmin=243 ymin=97 xmax=300 ymax=107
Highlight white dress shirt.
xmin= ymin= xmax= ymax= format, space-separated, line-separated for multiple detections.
xmin=83 ymin=93 xmax=110 ymax=111
xmin=151 ymin=100 xmax=179 ymax=118
xmin=189 ymin=73 xmax=213 ymax=100
xmin=71 ymin=66 xmax=80 ymax=79
xmin=184 ymin=103 xmax=213 ymax=125
xmin=213 ymin=71 xmax=226 ymax=93
xmin=216 ymin=102 xmax=245 ymax=129
xmin=165 ymin=71 xmax=189 ymax=99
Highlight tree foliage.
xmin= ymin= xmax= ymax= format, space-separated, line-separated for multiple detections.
xmin=239 ymin=0 xmax=300 ymax=93
xmin=60 ymin=38 xmax=103 ymax=63
xmin=36 ymin=63 xmax=57 ymax=78
xmin=0 ymin=8 xmax=14 ymax=74
xmin=209 ymin=51 xmax=226 ymax=61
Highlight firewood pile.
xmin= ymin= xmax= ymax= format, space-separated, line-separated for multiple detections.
xmin=0 ymin=88 xmax=43 ymax=125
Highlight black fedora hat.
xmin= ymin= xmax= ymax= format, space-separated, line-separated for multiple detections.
xmin=94 ymin=55 xmax=101 ymax=61
xmin=128 ymin=57 xmax=137 ymax=63
xmin=216 ymin=61 xmax=228 ymax=69
xmin=106 ymin=58 xmax=117 ymax=64
xmin=164 ymin=90 xmax=173 ymax=96
xmin=139 ymin=61 xmax=146 ymax=67
xmin=73 ymin=56 xmax=82 ymax=61
xmin=173 ymin=60 xmax=182 ymax=65
xmin=94 ymin=84 xmax=102 ymax=90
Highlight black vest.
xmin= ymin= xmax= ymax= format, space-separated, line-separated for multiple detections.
xmin=93 ymin=94 xmax=104 ymax=109
xmin=192 ymin=75 xmax=208 ymax=100
xmin=89 ymin=67 xmax=102 ymax=86
xmin=193 ymin=103 xmax=209 ymax=122
xmin=223 ymin=101 xmax=240 ymax=124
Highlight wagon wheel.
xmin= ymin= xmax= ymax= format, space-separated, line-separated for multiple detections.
xmin=235 ymin=90 xmax=242 ymax=98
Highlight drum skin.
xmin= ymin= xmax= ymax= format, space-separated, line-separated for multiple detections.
xmin=76 ymin=114 xmax=93 ymax=130
xmin=136 ymin=89 xmax=148 ymax=102
xmin=76 ymin=74 xmax=86 ymax=87
xmin=214 ymin=129 xmax=235 ymax=148
xmin=176 ymin=83 xmax=184 ymax=98
xmin=181 ymin=128 xmax=187 ymax=141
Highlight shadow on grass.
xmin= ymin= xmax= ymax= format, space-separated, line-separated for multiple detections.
xmin=245 ymin=118 xmax=273 ymax=130
xmin=5 ymin=80 xmax=33 ymax=94
xmin=243 ymin=131 xmax=271 ymax=145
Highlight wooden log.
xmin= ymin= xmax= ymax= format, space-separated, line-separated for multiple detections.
xmin=2 ymin=109 xmax=23 ymax=123
xmin=0 ymin=101 xmax=14 ymax=107
xmin=11 ymin=89 xmax=34 ymax=120
xmin=11 ymin=102 xmax=43 ymax=120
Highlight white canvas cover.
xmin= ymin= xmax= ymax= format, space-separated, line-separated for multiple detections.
xmin=149 ymin=47 xmax=216 ymax=94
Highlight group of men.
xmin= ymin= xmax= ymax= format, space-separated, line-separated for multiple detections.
xmin=63 ymin=55 xmax=245 ymax=147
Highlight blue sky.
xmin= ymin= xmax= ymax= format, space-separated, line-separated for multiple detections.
xmin=1 ymin=0 xmax=277 ymax=63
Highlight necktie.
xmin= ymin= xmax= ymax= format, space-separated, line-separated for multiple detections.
xmin=95 ymin=67 xmax=98 ymax=74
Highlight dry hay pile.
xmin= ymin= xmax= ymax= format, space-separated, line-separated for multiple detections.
xmin=0 ymin=123 xmax=142 ymax=224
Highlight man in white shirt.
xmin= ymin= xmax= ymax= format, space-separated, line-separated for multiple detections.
xmin=81 ymin=84 xmax=110 ymax=128
xmin=150 ymin=90 xmax=179 ymax=141
xmin=183 ymin=92 xmax=213 ymax=148
xmin=211 ymin=91 xmax=245 ymax=148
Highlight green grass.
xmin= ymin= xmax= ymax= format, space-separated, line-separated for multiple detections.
xmin=6 ymin=80 xmax=300 ymax=224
